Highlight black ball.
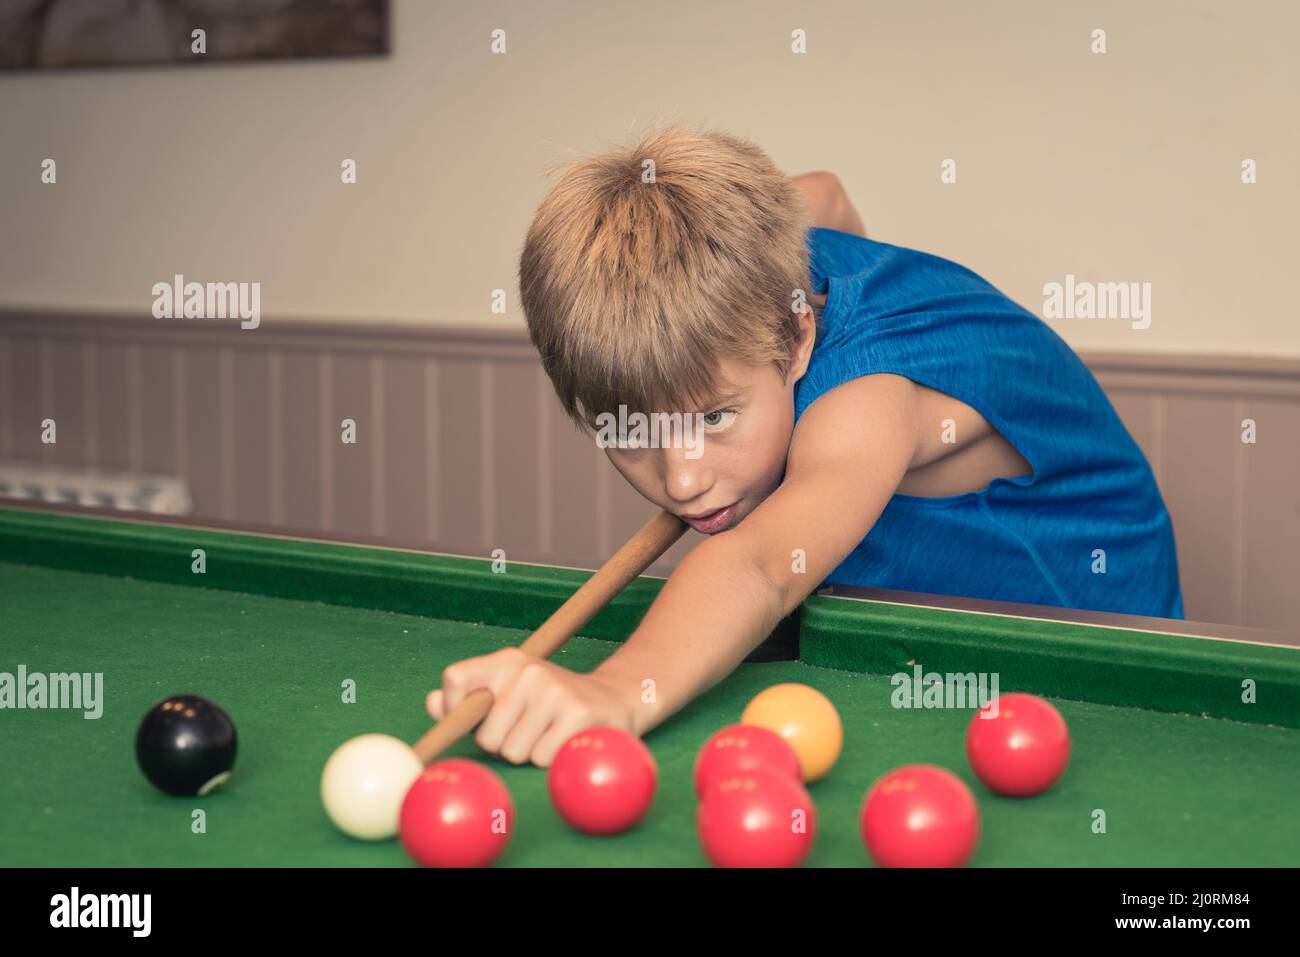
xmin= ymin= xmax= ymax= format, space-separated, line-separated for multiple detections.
xmin=135 ymin=694 xmax=238 ymax=797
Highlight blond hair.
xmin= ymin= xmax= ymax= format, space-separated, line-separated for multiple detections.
xmin=518 ymin=124 xmax=815 ymax=430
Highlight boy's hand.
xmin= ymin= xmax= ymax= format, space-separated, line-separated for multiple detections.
xmin=425 ymin=649 xmax=638 ymax=768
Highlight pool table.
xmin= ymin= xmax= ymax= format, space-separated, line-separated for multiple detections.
xmin=1 ymin=504 xmax=1297 ymax=867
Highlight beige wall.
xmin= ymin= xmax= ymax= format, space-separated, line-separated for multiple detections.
xmin=1 ymin=0 xmax=1297 ymax=357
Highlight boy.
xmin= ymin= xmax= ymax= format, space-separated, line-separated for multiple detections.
xmin=427 ymin=125 xmax=1183 ymax=766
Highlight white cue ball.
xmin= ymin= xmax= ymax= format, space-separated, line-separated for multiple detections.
xmin=321 ymin=733 xmax=423 ymax=840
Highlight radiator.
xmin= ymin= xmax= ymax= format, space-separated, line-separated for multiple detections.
xmin=0 ymin=462 xmax=192 ymax=516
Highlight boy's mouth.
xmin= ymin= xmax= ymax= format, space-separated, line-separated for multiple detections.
xmin=681 ymin=502 xmax=739 ymax=534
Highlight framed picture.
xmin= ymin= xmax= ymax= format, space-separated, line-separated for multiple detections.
xmin=0 ymin=0 xmax=389 ymax=70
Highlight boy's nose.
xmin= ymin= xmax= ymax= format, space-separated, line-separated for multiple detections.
xmin=661 ymin=447 xmax=714 ymax=503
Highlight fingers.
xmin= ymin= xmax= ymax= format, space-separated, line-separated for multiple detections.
xmin=499 ymin=682 xmax=595 ymax=768
xmin=529 ymin=710 xmax=596 ymax=768
xmin=432 ymin=651 xmax=626 ymax=770
xmin=474 ymin=662 xmax=548 ymax=757
xmin=496 ymin=702 xmax=557 ymax=766
xmin=439 ymin=648 xmax=527 ymax=712
xmin=483 ymin=666 xmax=593 ymax=767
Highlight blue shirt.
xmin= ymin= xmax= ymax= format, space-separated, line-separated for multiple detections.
xmin=796 ymin=227 xmax=1184 ymax=618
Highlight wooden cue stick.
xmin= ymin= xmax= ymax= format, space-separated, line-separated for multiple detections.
xmin=411 ymin=509 xmax=689 ymax=764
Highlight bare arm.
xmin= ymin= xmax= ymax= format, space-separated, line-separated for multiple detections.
xmin=594 ymin=373 xmax=918 ymax=734
xmin=791 ymin=170 xmax=867 ymax=237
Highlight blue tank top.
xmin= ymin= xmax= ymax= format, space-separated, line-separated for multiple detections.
xmin=797 ymin=227 xmax=1184 ymax=618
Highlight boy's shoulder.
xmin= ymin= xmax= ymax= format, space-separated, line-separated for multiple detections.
xmin=812 ymin=227 xmax=998 ymax=281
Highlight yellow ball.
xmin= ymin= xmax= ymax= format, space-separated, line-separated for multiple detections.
xmin=741 ymin=683 xmax=842 ymax=782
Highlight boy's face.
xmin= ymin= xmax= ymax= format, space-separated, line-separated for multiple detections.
xmin=604 ymin=306 xmax=816 ymax=535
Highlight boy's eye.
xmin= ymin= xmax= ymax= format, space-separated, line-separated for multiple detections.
xmin=702 ymin=409 xmax=738 ymax=430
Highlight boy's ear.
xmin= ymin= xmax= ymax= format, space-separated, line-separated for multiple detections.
xmin=787 ymin=303 xmax=818 ymax=382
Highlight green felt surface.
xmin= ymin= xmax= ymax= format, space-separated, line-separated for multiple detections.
xmin=4 ymin=506 xmax=1297 ymax=733
xmin=2 ymin=557 xmax=1298 ymax=867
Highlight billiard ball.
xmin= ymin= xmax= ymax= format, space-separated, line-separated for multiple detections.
xmin=860 ymin=764 xmax=980 ymax=868
xmin=740 ymin=683 xmax=842 ymax=782
xmin=693 ymin=724 xmax=802 ymax=798
xmin=547 ymin=727 xmax=657 ymax=835
xmin=399 ymin=759 xmax=514 ymax=868
xmin=966 ymin=692 xmax=1070 ymax=797
xmin=135 ymin=694 xmax=237 ymax=797
xmin=697 ymin=768 xmax=817 ymax=867
xmin=321 ymin=733 xmax=423 ymax=840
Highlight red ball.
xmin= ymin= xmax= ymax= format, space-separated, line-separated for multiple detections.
xmin=861 ymin=764 xmax=980 ymax=868
xmin=966 ymin=692 xmax=1070 ymax=797
xmin=399 ymin=759 xmax=514 ymax=868
xmin=697 ymin=768 xmax=817 ymax=868
xmin=547 ymin=727 xmax=657 ymax=835
xmin=694 ymin=724 xmax=803 ymax=798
